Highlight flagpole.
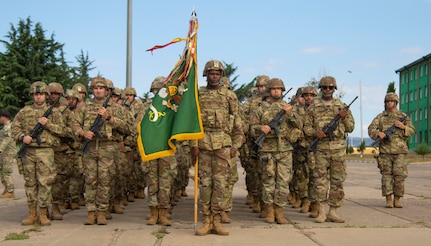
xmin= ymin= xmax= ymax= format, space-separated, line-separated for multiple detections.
xmin=193 ymin=139 xmax=199 ymax=232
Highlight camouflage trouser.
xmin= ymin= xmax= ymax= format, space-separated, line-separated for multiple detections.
xmin=259 ymin=151 xmax=293 ymax=207
xmin=112 ymin=150 xmax=132 ymax=200
xmin=143 ymin=155 xmax=177 ymax=208
xmin=222 ymin=155 xmax=239 ymax=212
xmin=198 ymin=148 xmax=230 ymax=215
xmin=292 ymin=148 xmax=309 ymax=199
xmin=69 ymin=152 xmax=84 ymax=202
xmin=244 ymin=149 xmax=262 ymax=199
xmin=313 ymin=148 xmax=346 ymax=207
xmin=0 ymin=154 xmax=15 ymax=192
xmin=22 ymin=147 xmax=56 ymax=207
xmin=128 ymin=151 xmax=146 ymax=194
xmin=83 ymin=141 xmax=116 ymax=212
xmin=307 ymin=152 xmax=317 ymax=203
xmin=174 ymin=144 xmax=191 ymax=191
xmin=378 ymin=153 xmax=408 ymax=197
xmin=52 ymin=150 xmax=74 ymax=204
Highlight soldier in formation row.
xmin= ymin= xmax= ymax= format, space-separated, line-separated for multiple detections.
xmin=4 ymin=60 xmax=414 ymax=233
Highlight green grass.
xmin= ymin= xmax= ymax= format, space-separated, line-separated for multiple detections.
xmin=5 ymin=232 xmax=29 ymax=240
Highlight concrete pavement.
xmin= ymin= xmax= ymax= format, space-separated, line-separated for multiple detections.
xmin=0 ymin=161 xmax=430 ymax=246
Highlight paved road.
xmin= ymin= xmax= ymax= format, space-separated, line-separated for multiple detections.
xmin=0 ymin=160 xmax=430 ymax=246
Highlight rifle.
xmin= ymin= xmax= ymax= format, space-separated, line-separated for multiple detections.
xmin=81 ymin=95 xmax=111 ymax=154
xmin=252 ymin=87 xmax=294 ymax=153
xmin=308 ymin=96 xmax=358 ymax=152
xmin=17 ymin=96 xmax=61 ymax=158
xmin=371 ymin=116 xmax=407 ymax=147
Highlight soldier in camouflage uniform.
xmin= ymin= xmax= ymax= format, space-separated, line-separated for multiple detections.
xmin=71 ymin=82 xmax=88 ymax=206
xmin=368 ymin=92 xmax=415 ymax=208
xmin=63 ymin=89 xmax=84 ymax=210
xmin=192 ymin=60 xmax=244 ymax=236
xmin=304 ymin=76 xmax=355 ymax=223
xmin=48 ymin=82 xmax=73 ymax=219
xmin=141 ymin=76 xmax=177 ymax=226
xmin=12 ymin=81 xmax=65 ymax=226
xmin=299 ymin=86 xmax=320 ymax=218
xmin=0 ymin=109 xmax=16 ymax=199
xmin=249 ymin=78 xmax=302 ymax=224
xmin=241 ymin=75 xmax=269 ymax=214
xmin=124 ymin=86 xmax=147 ymax=201
xmin=172 ymin=140 xmax=191 ymax=205
xmin=70 ymin=76 xmax=128 ymax=225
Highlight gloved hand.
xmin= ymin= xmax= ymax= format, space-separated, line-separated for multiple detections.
xmin=315 ymin=130 xmax=326 ymax=139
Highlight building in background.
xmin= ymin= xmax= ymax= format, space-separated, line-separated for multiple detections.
xmin=395 ymin=53 xmax=431 ymax=149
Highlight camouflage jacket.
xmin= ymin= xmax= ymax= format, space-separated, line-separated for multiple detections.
xmin=12 ymin=104 xmax=65 ymax=148
xmin=249 ymin=99 xmax=303 ymax=152
xmin=193 ymin=86 xmax=244 ymax=151
xmin=130 ymin=98 xmax=145 ymax=124
xmin=70 ymin=98 xmax=129 ymax=142
xmin=304 ymin=97 xmax=355 ymax=150
xmin=368 ymin=110 xmax=415 ymax=154
xmin=242 ymin=92 xmax=263 ymax=136
xmin=0 ymin=121 xmax=16 ymax=155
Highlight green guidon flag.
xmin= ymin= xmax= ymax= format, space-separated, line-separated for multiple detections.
xmin=137 ymin=12 xmax=203 ymax=162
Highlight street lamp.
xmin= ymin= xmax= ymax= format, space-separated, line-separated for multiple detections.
xmin=348 ymin=70 xmax=364 ymax=158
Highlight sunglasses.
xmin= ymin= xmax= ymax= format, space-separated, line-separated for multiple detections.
xmin=321 ymin=86 xmax=335 ymax=90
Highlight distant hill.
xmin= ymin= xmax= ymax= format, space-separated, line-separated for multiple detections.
xmin=346 ymin=137 xmax=373 ymax=147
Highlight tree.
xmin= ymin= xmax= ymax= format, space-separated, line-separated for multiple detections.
xmin=0 ymin=17 xmax=93 ymax=115
xmin=387 ymin=81 xmax=396 ymax=93
xmin=414 ymin=144 xmax=431 ymax=160
xmin=222 ymin=61 xmax=254 ymax=103
xmin=356 ymin=140 xmax=366 ymax=158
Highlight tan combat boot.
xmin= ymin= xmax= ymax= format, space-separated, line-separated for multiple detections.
xmin=195 ymin=215 xmax=211 ymax=236
xmin=385 ymin=195 xmax=394 ymax=208
xmin=264 ymin=203 xmax=275 ymax=223
xmin=21 ymin=203 xmax=38 ymax=226
xmin=146 ymin=206 xmax=158 ymax=225
xmin=220 ymin=211 xmax=231 ymax=224
xmin=127 ymin=192 xmax=135 ymax=202
xmin=212 ymin=214 xmax=229 ymax=236
xmin=97 ymin=211 xmax=107 ymax=225
xmin=158 ymin=208 xmax=171 ymax=226
xmin=51 ymin=203 xmax=63 ymax=220
xmin=326 ymin=206 xmax=345 ymax=223
xmin=309 ymin=202 xmax=318 ymax=218
xmin=38 ymin=207 xmax=51 ymax=226
xmin=0 ymin=191 xmax=15 ymax=198
xmin=394 ymin=196 xmax=403 ymax=208
xmin=274 ymin=204 xmax=288 ymax=224
xmin=113 ymin=200 xmax=124 ymax=214
xmin=58 ymin=202 xmax=67 ymax=215
xmin=251 ymin=196 xmax=261 ymax=213
xmin=246 ymin=194 xmax=253 ymax=205
xmin=84 ymin=211 xmax=96 ymax=225
xmin=71 ymin=200 xmax=80 ymax=210
xmin=292 ymin=193 xmax=302 ymax=208
xmin=259 ymin=200 xmax=268 ymax=218
xmin=136 ymin=188 xmax=146 ymax=199
xmin=287 ymin=192 xmax=294 ymax=205
xmin=181 ymin=187 xmax=188 ymax=197
xmin=300 ymin=198 xmax=310 ymax=213
xmin=315 ymin=203 xmax=327 ymax=223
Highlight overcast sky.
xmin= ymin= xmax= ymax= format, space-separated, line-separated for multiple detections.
xmin=2 ymin=0 xmax=431 ymax=138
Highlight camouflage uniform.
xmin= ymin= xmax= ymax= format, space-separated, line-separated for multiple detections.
xmin=193 ymin=60 xmax=244 ymax=236
xmin=249 ymin=78 xmax=302 ymax=224
xmin=12 ymin=81 xmax=65 ymax=226
xmin=172 ymin=140 xmax=192 ymax=203
xmin=70 ymin=77 xmax=129 ymax=225
xmin=0 ymin=112 xmax=16 ymax=197
xmin=368 ymin=92 xmax=415 ymax=208
xmin=304 ymin=76 xmax=355 ymax=223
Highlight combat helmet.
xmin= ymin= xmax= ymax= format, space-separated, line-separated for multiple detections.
xmin=384 ymin=92 xmax=399 ymax=103
xmin=29 ymin=81 xmax=49 ymax=96
xmin=266 ymin=78 xmax=286 ymax=91
xmin=318 ymin=76 xmax=337 ymax=90
xmin=256 ymin=75 xmax=269 ymax=87
xmin=301 ymin=86 xmax=318 ymax=96
xmin=150 ymin=76 xmax=165 ymax=92
xmin=90 ymin=76 xmax=107 ymax=89
xmin=72 ymin=83 xmax=88 ymax=95
xmin=112 ymin=87 xmax=123 ymax=97
xmin=64 ymin=89 xmax=81 ymax=102
xmin=48 ymin=82 xmax=64 ymax=95
xmin=202 ymin=60 xmax=225 ymax=77
xmin=105 ymin=79 xmax=114 ymax=90
xmin=123 ymin=87 xmax=137 ymax=96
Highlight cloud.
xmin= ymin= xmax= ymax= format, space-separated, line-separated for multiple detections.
xmin=302 ymin=47 xmax=324 ymax=54
xmin=400 ymin=46 xmax=424 ymax=54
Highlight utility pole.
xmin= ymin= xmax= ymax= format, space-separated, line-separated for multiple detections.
xmin=348 ymin=70 xmax=364 ymax=158
xmin=126 ymin=0 xmax=132 ymax=87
